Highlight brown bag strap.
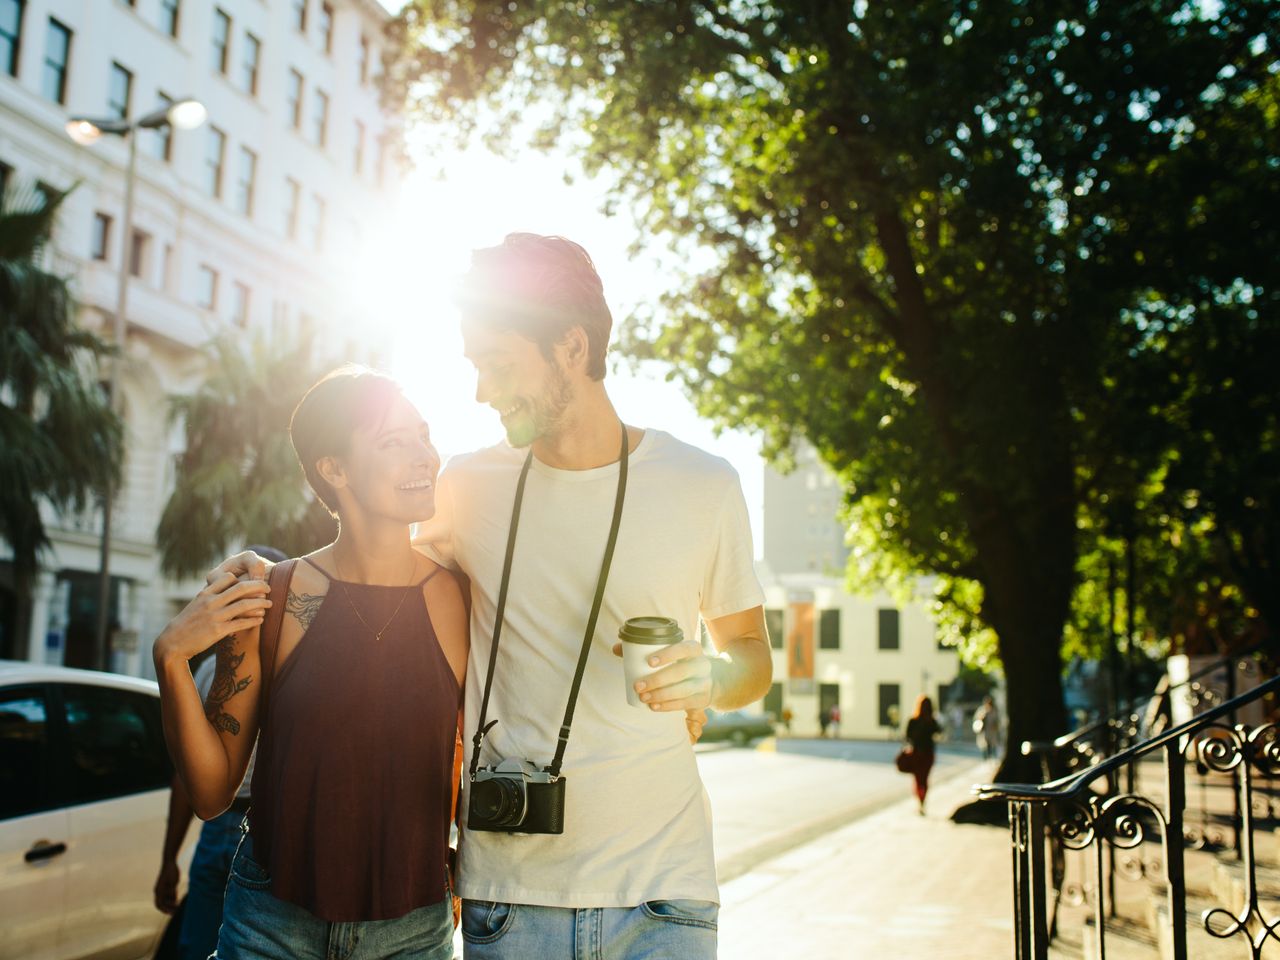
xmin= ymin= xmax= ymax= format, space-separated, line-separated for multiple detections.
xmin=257 ymin=558 xmax=298 ymax=727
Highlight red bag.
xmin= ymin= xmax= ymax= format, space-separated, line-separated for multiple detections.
xmin=895 ymin=746 xmax=915 ymax=773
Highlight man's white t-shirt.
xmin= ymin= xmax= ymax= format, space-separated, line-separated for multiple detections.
xmin=415 ymin=429 xmax=764 ymax=908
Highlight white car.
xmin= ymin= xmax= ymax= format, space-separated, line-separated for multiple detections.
xmin=0 ymin=661 xmax=195 ymax=960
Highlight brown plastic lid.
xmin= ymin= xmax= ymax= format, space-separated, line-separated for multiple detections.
xmin=618 ymin=616 xmax=683 ymax=644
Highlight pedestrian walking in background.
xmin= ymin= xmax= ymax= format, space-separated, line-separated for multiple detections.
xmin=829 ymin=704 xmax=841 ymax=739
xmin=903 ymin=695 xmax=942 ymax=815
xmin=819 ymin=704 xmax=831 ymax=737
xmin=781 ymin=706 xmax=793 ymax=734
xmin=973 ymin=695 xmax=1002 ymax=760
xmin=152 ymin=555 xmax=283 ymax=960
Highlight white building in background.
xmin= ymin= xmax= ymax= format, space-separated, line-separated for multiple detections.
xmin=758 ymin=444 xmax=961 ymax=739
xmin=0 ymin=0 xmax=401 ymax=675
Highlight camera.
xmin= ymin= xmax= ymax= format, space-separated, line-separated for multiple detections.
xmin=468 ymin=758 xmax=566 ymax=834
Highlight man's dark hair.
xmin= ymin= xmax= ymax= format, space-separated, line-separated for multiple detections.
xmin=460 ymin=233 xmax=612 ymax=380
xmin=289 ymin=365 xmax=402 ymax=516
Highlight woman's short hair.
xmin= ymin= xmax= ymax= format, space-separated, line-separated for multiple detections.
xmin=289 ymin=366 xmax=402 ymax=516
xmin=459 ymin=233 xmax=612 ymax=380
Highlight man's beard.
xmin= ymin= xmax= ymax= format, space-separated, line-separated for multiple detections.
xmin=505 ymin=361 xmax=573 ymax=448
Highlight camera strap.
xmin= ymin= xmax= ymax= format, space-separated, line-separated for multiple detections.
xmin=469 ymin=422 xmax=630 ymax=782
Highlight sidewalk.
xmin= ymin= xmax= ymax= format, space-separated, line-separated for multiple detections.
xmin=719 ymin=759 xmax=1014 ymax=960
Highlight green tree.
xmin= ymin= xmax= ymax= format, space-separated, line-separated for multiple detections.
xmin=388 ymin=1 xmax=1278 ymax=779
xmin=0 ymin=186 xmax=122 ymax=659
xmin=156 ymin=331 xmax=335 ymax=579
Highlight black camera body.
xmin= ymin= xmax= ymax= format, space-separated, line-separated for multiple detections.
xmin=468 ymin=758 xmax=566 ymax=834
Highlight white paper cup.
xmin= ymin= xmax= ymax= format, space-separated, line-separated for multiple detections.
xmin=619 ymin=616 xmax=683 ymax=708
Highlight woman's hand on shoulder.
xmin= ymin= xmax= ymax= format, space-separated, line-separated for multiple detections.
xmin=153 ymin=573 xmax=271 ymax=668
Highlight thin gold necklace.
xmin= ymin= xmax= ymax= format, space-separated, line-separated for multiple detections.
xmin=333 ymin=552 xmax=419 ymax=641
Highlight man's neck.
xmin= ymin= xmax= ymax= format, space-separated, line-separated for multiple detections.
xmin=530 ymin=384 xmax=640 ymax=470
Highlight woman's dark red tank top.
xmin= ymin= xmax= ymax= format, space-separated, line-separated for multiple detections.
xmin=248 ymin=558 xmax=459 ymax=922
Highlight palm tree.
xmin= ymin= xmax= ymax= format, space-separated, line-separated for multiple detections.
xmin=0 ymin=186 xmax=123 ymax=660
xmin=156 ymin=330 xmax=337 ymax=579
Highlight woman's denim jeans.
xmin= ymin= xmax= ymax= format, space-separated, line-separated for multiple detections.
xmin=214 ymin=834 xmax=454 ymax=960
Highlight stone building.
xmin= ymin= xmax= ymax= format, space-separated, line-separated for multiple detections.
xmin=0 ymin=0 xmax=401 ymax=675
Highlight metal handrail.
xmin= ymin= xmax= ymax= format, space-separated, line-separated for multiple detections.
xmin=977 ymin=673 xmax=1280 ymax=802
xmin=1049 ymin=640 xmax=1269 ymax=752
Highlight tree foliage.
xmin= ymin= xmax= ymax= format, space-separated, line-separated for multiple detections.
xmin=0 ymin=185 xmax=122 ymax=657
xmin=156 ymin=332 xmax=336 ymax=578
xmin=388 ymin=1 xmax=1279 ymax=772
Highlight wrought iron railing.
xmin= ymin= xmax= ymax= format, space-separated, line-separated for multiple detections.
xmin=977 ymin=674 xmax=1280 ymax=960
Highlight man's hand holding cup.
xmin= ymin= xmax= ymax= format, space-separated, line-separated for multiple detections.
xmin=614 ymin=616 xmax=716 ymax=714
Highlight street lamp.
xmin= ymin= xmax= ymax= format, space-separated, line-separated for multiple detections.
xmin=65 ymin=98 xmax=206 ymax=671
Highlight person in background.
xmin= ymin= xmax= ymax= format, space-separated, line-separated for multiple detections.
xmin=904 ymin=695 xmax=942 ymax=815
xmin=973 ymin=695 xmax=1002 ymax=760
xmin=153 ymin=546 xmax=286 ymax=960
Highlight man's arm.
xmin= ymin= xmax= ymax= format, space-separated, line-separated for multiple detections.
xmin=625 ymin=605 xmax=773 ymax=713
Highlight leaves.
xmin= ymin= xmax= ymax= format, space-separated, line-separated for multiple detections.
xmin=0 ymin=186 xmax=122 ymax=585
xmin=155 ymin=331 xmax=338 ymax=578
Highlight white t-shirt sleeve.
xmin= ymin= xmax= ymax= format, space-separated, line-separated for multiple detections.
xmin=412 ymin=461 xmax=459 ymax=570
xmin=699 ymin=473 xmax=765 ymax=621
xmin=192 ymin=655 xmax=217 ymax=700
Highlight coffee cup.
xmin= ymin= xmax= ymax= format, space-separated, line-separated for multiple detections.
xmin=619 ymin=617 xmax=683 ymax=707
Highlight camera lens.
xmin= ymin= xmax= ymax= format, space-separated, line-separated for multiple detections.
xmin=472 ymin=776 xmax=526 ymax=826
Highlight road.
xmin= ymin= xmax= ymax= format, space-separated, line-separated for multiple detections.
xmin=696 ymin=738 xmax=979 ymax=881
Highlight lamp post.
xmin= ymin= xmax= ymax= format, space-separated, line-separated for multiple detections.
xmin=66 ymin=98 xmax=207 ymax=671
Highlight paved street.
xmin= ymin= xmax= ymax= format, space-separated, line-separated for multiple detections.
xmin=697 ymin=737 xmax=978 ymax=881
xmin=452 ymin=738 xmax=992 ymax=957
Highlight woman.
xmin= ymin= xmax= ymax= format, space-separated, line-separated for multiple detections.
xmin=153 ymin=367 xmax=466 ymax=959
xmin=904 ymin=695 xmax=942 ymax=815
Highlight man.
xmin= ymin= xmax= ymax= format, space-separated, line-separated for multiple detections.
xmin=419 ymin=234 xmax=772 ymax=958
xmin=215 ymin=234 xmax=771 ymax=957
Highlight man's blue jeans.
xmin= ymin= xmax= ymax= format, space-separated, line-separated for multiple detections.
xmin=460 ymin=898 xmax=718 ymax=959
xmin=178 ymin=808 xmax=244 ymax=960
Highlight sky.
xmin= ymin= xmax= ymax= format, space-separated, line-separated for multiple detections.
xmin=359 ymin=133 xmax=768 ymax=551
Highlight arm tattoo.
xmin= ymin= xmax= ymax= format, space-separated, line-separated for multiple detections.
xmin=286 ymin=590 xmax=324 ymax=631
xmin=205 ymin=637 xmax=251 ymax=735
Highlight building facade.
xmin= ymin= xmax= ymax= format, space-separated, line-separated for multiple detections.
xmin=0 ymin=0 xmax=400 ymax=676
xmin=758 ymin=445 xmax=960 ymax=739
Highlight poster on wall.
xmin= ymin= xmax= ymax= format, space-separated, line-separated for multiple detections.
xmin=788 ymin=598 xmax=815 ymax=695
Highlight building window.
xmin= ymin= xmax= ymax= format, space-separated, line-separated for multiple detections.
xmin=318 ymin=3 xmax=333 ymax=54
xmin=354 ymin=120 xmax=365 ymax=174
xmin=311 ymin=89 xmax=328 ymax=147
xmin=91 ymin=212 xmax=111 ymax=261
xmin=108 ymin=62 xmax=132 ymax=120
xmin=308 ymin=192 xmax=325 ymax=251
xmin=0 ymin=0 xmax=21 ymax=78
xmin=151 ymin=91 xmax=174 ymax=161
xmin=235 ymin=146 xmax=256 ymax=216
xmin=158 ymin=0 xmax=179 ymax=38
xmin=765 ymin=608 xmax=784 ymax=650
xmin=287 ymin=69 xmax=303 ymax=129
xmin=128 ymin=229 xmax=149 ymax=279
xmin=878 ymin=683 xmax=901 ymax=728
xmin=196 ymin=264 xmax=217 ymax=310
xmin=211 ymin=9 xmax=230 ymax=75
xmin=205 ymin=126 xmax=226 ymax=198
xmin=819 ymin=609 xmax=840 ymax=650
xmin=41 ymin=18 xmax=70 ymax=104
xmin=161 ymin=243 xmax=174 ymax=291
xmin=291 ymin=0 xmax=307 ymax=33
xmin=241 ymin=32 xmax=259 ymax=95
xmin=878 ymin=608 xmax=900 ymax=651
xmin=230 ymin=281 xmax=250 ymax=327
xmin=357 ymin=34 xmax=369 ymax=84
xmin=284 ymin=177 xmax=300 ymax=239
